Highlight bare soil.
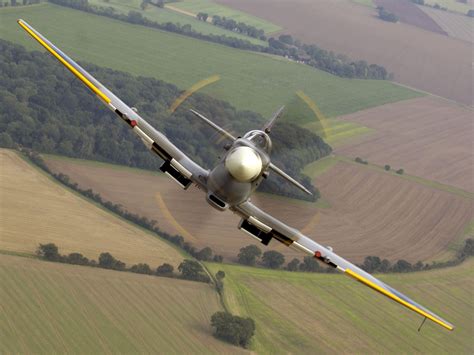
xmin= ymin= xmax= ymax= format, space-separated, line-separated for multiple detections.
xmin=46 ymin=156 xmax=474 ymax=264
xmin=216 ymin=0 xmax=473 ymax=106
xmin=374 ymin=0 xmax=447 ymax=35
xmin=336 ymin=96 xmax=474 ymax=192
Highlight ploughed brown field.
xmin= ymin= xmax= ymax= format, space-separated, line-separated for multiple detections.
xmin=46 ymin=156 xmax=473 ymax=264
xmin=419 ymin=5 xmax=474 ymax=43
xmin=215 ymin=0 xmax=473 ymax=106
xmin=374 ymin=0 xmax=447 ymax=35
xmin=335 ymin=96 xmax=474 ymax=193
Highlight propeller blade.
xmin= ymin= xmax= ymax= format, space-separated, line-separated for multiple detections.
xmin=268 ymin=163 xmax=312 ymax=196
xmin=190 ymin=109 xmax=236 ymax=141
xmin=263 ymin=106 xmax=285 ymax=134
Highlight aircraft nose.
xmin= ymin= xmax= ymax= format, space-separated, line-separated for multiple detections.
xmin=225 ymin=146 xmax=262 ymax=182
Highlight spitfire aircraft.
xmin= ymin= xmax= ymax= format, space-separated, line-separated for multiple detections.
xmin=18 ymin=19 xmax=454 ymax=332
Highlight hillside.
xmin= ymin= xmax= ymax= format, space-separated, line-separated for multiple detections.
xmin=0 ymin=254 xmax=245 ymax=354
xmin=216 ymin=0 xmax=473 ymax=106
xmin=0 ymin=149 xmax=184 ymax=268
xmin=335 ymin=96 xmax=474 ymax=192
xmin=207 ymin=260 xmax=473 ymax=353
xmin=44 ymin=154 xmax=473 ymax=264
xmin=0 ymin=3 xmax=421 ymax=119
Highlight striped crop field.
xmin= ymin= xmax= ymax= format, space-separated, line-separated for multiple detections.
xmin=0 ymin=254 xmax=245 ymax=354
xmin=0 ymin=149 xmax=183 ymax=268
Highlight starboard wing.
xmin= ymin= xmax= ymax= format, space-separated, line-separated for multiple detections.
xmin=233 ymin=200 xmax=454 ymax=331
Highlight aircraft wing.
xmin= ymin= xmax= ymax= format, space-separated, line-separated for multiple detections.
xmin=233 ymin=200 xmax=454 ymax=331
xmin=17 ymin=19 xmax=208 ymax=190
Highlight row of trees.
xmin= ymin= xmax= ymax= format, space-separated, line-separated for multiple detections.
xmin=0 ymin=0 xmax=40 ymax=6
xmin=210 ymin=15 xmax=266 ymax=40
xmin=47 ymin=0 xmax=390 ymax=80
xmin=267 ymin=34 xmax=390 ymax=80
xmin=36 ymin=243 xmax=212 ymax=282
xmin=377 ymin=7 xmax=399 ymax=23
xmin=236 ymin=238 xmax=474 ymax=274
xmin=22 ymin=149 xmax=225 ymax=264
xmin=359 ymin=239 xmax=473 ymax=273
xmin=0 ymin=39 xmax=329 ymax=202
xmin=236 ymin=245 xmax=337 ymax=273
xmin=355 ymin=158 xmax=405 ymax=174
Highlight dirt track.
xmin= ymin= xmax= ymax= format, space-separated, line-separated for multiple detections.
xmin=46 ymin=157 xmax=473 ymax=264
xmin=336 ymin=96 xmax=474 ymax=192
xmin=216 ymin=0 xmax=473 ymax=106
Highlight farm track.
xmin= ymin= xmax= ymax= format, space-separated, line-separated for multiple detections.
xmin=45 ymin=156 xmax=473 ymax=264
xmin=216 ymin=0 xmax=473 ymax=106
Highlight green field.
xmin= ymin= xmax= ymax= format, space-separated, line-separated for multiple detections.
xmin=167 ymin=0 xmax=282 ymax=33
xmin=0 ymin=254 xmax=245 ymax=354
xmin=207 ymin=261 xmax=473 ymax=353
xmin=352 ymin=0 xmax=375 ymax=7
xmin=424 ymin=0 xmax=472 ymax=14
xmin=0 ymin=4 xmax=422 ymax=122
xmin=87 ymin=0 xmax=268 ymax=45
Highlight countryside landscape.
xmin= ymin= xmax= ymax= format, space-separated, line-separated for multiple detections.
xmin=0 ymin=0 xmax=473 ymax=353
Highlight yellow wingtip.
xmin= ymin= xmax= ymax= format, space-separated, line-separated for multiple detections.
xmin=345 ymin=268 xmax=454 ymax=331
xmin=17 ymin=19 xmax=111 ymax=104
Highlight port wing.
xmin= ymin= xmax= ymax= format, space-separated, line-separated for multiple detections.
xmin=18 ymin=19 xmax=208 ymax=190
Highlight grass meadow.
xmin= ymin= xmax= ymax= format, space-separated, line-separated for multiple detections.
xmin=0 ymin=4 xmax=422 ymax=123
xmin=167 ymin=0 xmax=282 ymax=33
xmin=207 ymin=260 xmax=473 ymax=353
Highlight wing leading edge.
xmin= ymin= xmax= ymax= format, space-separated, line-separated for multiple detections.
xmin=17 ymin=19 xmax=208 ymax=190
xmin=234 ymin=201 xmax=454 ymax=331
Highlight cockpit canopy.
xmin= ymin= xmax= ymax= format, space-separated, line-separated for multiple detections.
xmin=243 ymin=130 xmax=272 ymax=152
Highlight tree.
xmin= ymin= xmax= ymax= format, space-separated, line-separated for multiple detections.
xmin=362 ymin=256 xmax=382 ymax=273
xmin=286 ymin=258 xmax=300 ymax=271
xmin=98 ymin=252 xmax=126 ymax=270
xmin=379 ymin=259 xmax=391 ymax=272
xmin=299 ymin=256 xmax=320 ymax=272
xmin=197 ymin=12 xmax=208 ymax=21
xmin=156 ymin=263 xmax=174 ymax=276
xmin=458 ymin=238 xmax=474 ymax=259
xmin=140 ymin=0 xmax=149 ymax=10
xmin=278 ymin=34 xmax=294 ymax=45
xmin=195 ymin=247 xmax=213 ymax=261
xmin=261 ymin=250 xmax=285 ymax=269
xmin=66 ymin=252 xmax=90 ymax=265
xmin=396 ymin=168 xmax=404 ymax=175
xmin=211 ymin=312 xmax=255 ymax=348
xmin=216 ymin=270 xmax=226 ymax=280
xmin=130 ymin=263 xmax=152 ymax=274
xmin=178 ymin=260 xmax=210 ymax=282
xmin=37 ymin=243 xmax=60 ymax=261
xmin=213 ymin=254 xmax=223 ymax=263
xmin=237 ymin=245 xmax=262 ymax=266
xmin=384 ymin=164 xmax=391 ymax=171
xmin=392 ymin=259 xmax=412 ymax=272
